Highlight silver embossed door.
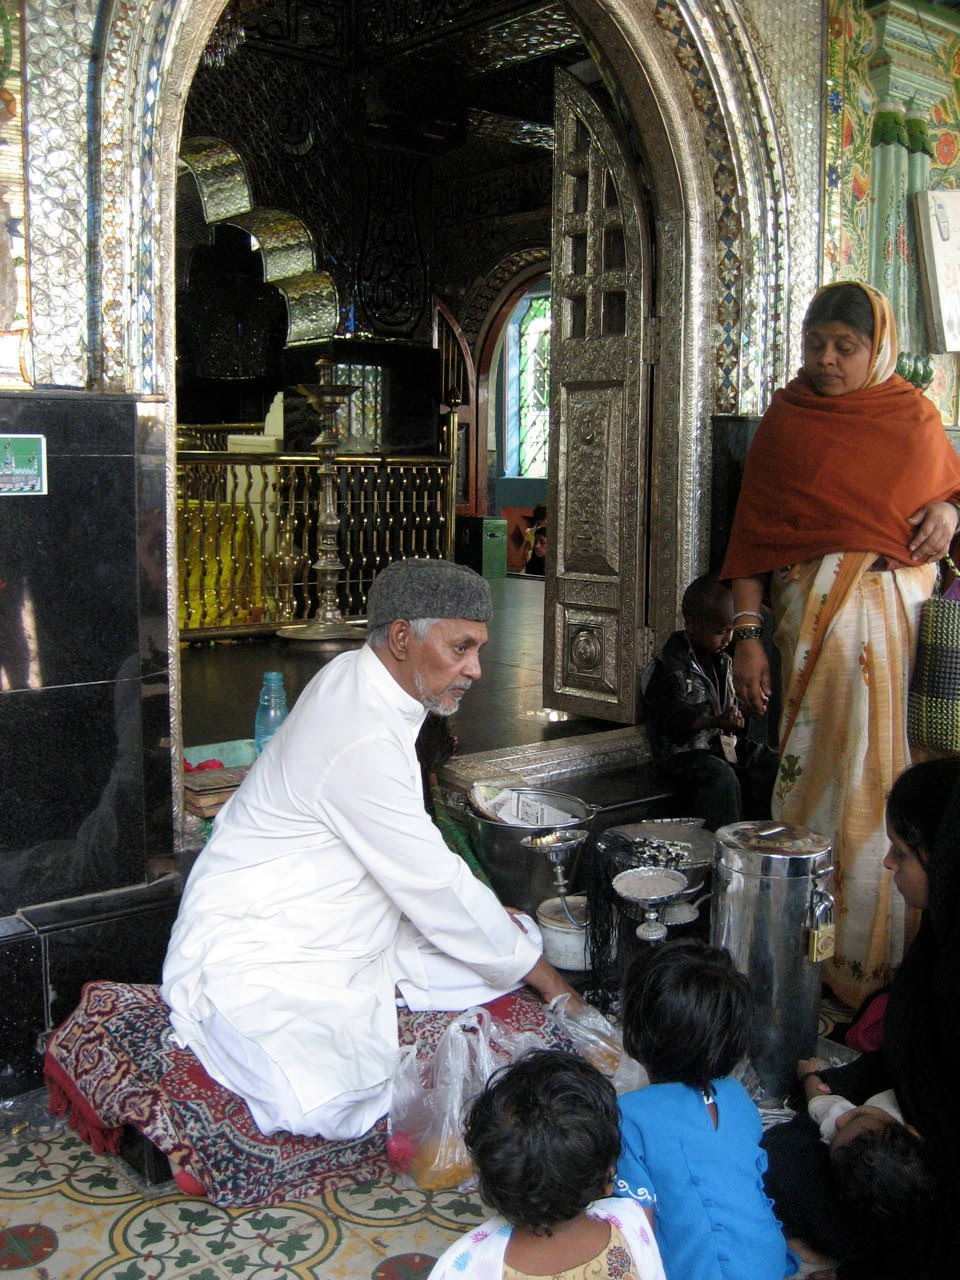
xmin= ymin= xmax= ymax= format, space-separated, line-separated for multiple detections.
xmin=544 ymin=69 xmax=653 ymax=722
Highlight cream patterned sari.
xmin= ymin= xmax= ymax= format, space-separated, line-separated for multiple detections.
xmin=770 ymin=551 xmax=935 ymax=1007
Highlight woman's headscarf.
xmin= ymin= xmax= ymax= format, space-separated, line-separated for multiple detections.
xmin=804 ymin=280 xmax=898 ymax=387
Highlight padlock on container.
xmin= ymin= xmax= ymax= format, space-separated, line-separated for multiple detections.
xmin=807 ymin=886 xmax=836 ymax=963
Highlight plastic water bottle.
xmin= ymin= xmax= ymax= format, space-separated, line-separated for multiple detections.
xmin=254 ymin=671 xmax=288 ymax=756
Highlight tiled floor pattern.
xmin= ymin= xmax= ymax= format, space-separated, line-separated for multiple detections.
xmin=0 ymin=1111 xmax=486 ymax=1278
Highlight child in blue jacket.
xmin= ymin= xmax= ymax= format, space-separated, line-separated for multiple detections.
xmin=615 ymin=939 xmax=797 ymax=1280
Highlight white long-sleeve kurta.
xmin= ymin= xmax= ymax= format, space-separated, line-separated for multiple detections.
xmin=162 ymin=644 xmax=540 ymax=1124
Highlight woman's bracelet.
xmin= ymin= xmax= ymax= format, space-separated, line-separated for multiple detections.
xmin=732 ymin=610 xmax=763 ymax=624
xmin=732 ymin=625 xmax=763 ymax=643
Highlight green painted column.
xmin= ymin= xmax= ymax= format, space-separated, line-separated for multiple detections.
xmin=905 ymin=109 xmax=934 ymax=384
xmin=865 ymin=0 xmax=960 ymax=387
xmin=869 ymin=102 xmax=914 ymax=374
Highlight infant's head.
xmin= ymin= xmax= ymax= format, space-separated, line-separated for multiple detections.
xmin=830 ymin=1112 xmax=935 ymax=1242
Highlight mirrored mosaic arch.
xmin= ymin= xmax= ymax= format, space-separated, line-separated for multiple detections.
xmin=19 ymin=0 xmax=819 ymax=408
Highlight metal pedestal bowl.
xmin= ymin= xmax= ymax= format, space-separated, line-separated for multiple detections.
xmin=612 ymin=866 xmax=689 ymax=944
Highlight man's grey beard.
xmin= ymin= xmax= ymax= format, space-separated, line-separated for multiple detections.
xmin=414 ymin=671 xmax=471 ymax=717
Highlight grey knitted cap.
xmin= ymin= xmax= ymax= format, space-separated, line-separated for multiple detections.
xmin=366 ymin=557 xmax=493 ymax=630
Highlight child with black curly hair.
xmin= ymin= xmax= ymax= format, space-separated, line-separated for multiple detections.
xmin=428 ymin=1049 xmax=666 ymax=1280
xmin=614 ymin=939 xmax=797 ymax=1280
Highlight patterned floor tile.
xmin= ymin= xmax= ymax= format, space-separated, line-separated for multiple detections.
xmin=321 ymin=1173 xmax=486 ymax=1279
xmin=0 ymin=1133 xmax=142 ymax=1206
xmin=0 ymin=1202 xmax=126 ymax=1280
xmin=88 ymin=1195 xmax=342 ymax=1279
xmin=0 ymin=1128 xmax=490 ymax=1280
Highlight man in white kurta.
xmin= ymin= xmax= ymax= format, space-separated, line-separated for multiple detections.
xmin=162 ymin=558 xmax=577 ymax=1140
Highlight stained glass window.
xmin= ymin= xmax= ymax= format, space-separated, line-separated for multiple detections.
xmin=499 ymin=284 xmax=550 ymax=479
xmin=517 ymin=295 xmax=551 ymax=477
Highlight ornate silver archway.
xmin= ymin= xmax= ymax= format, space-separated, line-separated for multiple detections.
xmin=20 ymin=0 xmax=822 ymax=798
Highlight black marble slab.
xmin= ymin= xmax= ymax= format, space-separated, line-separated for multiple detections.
xmin=1 ymin=453 xmax=139 ymax=689
xmin=18 ymin=875 xmax=180 ymax=933
xmin=42 ymin=898 xmax=180 ymax=1030
xmin=0 ymin=924 xmax=44 ymax=1096
xmin=0 ymin=681 xmax=147 ymax=915
xmin=0 ymin=390 xmax=176 ymax=1096
xmin=0 ymin=389 xmax=140 ymax=458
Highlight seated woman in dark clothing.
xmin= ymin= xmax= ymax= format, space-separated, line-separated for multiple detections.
xmin=762 ymin=757 xmax=959 ymax=1279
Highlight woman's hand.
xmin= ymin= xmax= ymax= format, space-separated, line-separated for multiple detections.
xmin=797 ymin=1056 xmax=831 ymax=1099
xmin=906 ymin=501 xmax=959 ymax=562
xmin=732 ymin=637 xmax=771 ymax=717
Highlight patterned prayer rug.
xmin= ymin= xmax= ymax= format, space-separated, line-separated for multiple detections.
xmin=44 ymin=982 xmax=572 ymax=1209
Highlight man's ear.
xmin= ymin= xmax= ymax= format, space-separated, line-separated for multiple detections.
xmin=387 ymin=618 xmax=412 ymax=661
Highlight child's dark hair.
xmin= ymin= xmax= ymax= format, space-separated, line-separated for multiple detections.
xmin=463 ymin=1049 xmax=619 ymax=1234
xmin=886 ymin=758 xmax=960 ymax=864
xmin=621 ymin=939 xmax=751 ymax=1088
xmin=830 ymin=1124 xmax=936 ymax=1243
xmin=681 ymin=574 xmax=732 ymax=622
xmin=804 ymin=282 xmax=875 ymax=340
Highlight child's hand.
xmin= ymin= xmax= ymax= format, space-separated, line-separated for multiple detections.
xmin=717 ymin=707 xmax=744 ymax=732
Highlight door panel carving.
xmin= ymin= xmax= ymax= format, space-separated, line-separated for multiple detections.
xmin=544 ymin=69 xmax=652 ymax=722
xmin=560 ymin=382 xmax=622 ymax=577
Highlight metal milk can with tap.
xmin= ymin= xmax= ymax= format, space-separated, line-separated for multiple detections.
xmin=710 ymin=821 xmax=835 ymax=1100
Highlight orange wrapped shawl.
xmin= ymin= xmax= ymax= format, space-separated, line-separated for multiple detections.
xmin=721 ymin=371 xmax=960 ymax=578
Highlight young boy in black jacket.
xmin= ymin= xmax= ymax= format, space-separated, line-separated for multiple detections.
xmin=642 ymin=575 xmax=779 ymax=830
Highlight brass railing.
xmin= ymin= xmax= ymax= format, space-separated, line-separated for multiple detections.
xmin=177 ymin=451 xmax=456 ymax=637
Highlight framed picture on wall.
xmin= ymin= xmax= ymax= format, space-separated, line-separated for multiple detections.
xmin=915 ymin=189 xmax=960 ymax=353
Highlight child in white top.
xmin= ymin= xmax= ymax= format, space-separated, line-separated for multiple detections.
xmin=428 ymin=1049 xmax=665 ymax=1280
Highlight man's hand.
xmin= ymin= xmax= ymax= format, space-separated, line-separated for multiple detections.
xmin=523 ymin=955 xmax=585 ymax=1012
xmin=504 ymin=905 xmax=530 ymax=932
xmin=505 ymin=908 xmax=585 ymax=1010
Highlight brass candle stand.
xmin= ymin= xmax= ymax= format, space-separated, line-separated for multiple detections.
xmin=278 ymin=360 xmax=366 ymax=650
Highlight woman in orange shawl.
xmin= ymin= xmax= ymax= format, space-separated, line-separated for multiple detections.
xmin=722 ymin=281 xmax=960 ymax=1006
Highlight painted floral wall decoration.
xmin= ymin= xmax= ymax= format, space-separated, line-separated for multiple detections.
xmin=824 ymin=0 xmax=960 ymax=425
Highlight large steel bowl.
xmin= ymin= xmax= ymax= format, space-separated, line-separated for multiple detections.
xmin=466 ymin=788 xmax=596 ymax=913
